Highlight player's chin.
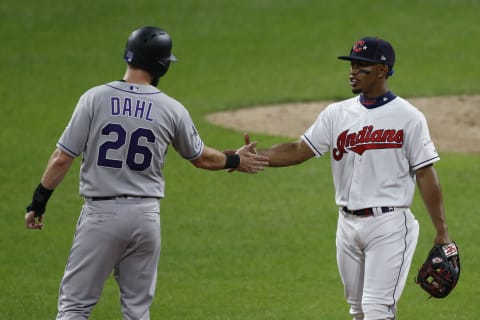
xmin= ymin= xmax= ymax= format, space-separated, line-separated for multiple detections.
xmin=350 ymin=82 xmax=362 ymax=94
xmin=351 ymin=87 xmax=362 ymax=94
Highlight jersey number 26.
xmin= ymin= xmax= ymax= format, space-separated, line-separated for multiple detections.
xmin=97 ymin=123 xmax=154 ymax=171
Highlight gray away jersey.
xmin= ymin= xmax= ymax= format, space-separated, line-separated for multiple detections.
xmin=57 ymin=81 xmax=204 ymax=198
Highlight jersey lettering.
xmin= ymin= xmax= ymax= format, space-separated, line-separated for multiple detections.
xmin=333 ymin=126 xmax=404 ymax=161
xmin=111 ymin=96 xmax=154 ymax=121
xmin=97 ymin=123 xmax=155 ymax=171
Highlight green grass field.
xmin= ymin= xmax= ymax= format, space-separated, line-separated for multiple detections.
xmin=1 ymin=0 xmax=479 ymax=318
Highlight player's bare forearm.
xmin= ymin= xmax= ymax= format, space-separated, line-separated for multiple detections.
xmin=190 ymin=145 xmax=268 ymax=173
xmin=416 ymin=165 xmax=451 ymax=244
xmin=190 ymin=146 xmax=226 ymax=170
xmin=41 ymin=148 xmax=75 ymax=189
xmin=25 ymin=148 xmax=74 ymax=229
xmin=257 ymin=139 xmax=314 ymax=167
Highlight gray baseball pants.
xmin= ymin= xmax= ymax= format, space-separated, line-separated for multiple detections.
xmin=56 ymin=197 xmax=161 ymax=320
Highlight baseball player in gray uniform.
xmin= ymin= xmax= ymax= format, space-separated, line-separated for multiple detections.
xmin=24 ymin=26 xmax=268 ymax=320
xmin=251 ymin=37 xmax=456 ymax=319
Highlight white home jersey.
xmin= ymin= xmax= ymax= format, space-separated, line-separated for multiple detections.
xmin=57 ymin=81 xmax=204 ymax=198
xmin=302 ymin=95 xmax=439 ymax=209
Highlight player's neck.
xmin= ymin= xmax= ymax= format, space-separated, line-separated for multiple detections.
xmin=360 ymin=91 xmax=396 ymax=108
xmin=122 ymin=67 xmax=153 ymax=85
xmin=359 ymin=79 xmax=390 ymax=99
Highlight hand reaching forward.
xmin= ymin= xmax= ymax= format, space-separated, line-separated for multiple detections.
xmin=235 ymin=139 xmax=268 ymax=173
xmin=224 ymin=133 xmax=267 ymax=173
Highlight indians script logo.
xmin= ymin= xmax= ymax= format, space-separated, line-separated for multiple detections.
xmin=352 ymin=40 xmax=367 ymax=53
xmin=442 ymin=243 xmax=458 ymax=258
xmin=333 ymin=126 xmax=404 ymax=161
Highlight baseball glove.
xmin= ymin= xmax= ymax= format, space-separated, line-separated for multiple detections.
xmin=415 ymin=242 xmax=460 ymax=298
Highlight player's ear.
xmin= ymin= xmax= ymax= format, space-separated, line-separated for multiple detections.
xmin=378 ymin=65 xmax=388 ymax=78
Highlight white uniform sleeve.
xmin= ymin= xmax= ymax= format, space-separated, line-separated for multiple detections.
xmin=301 ymin=104 xmax=334 ymax=157
xmin=57 ymin=93 xmax=92 ymax=157
xmin=406 ymin=111 xmax=439 ymax=170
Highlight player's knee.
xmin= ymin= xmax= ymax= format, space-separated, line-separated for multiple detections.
xmin=362 ymin=303 xmax=396 ymax=320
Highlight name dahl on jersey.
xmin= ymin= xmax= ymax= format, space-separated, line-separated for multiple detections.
xmin=110 ymin=96 xmax=154 ymax=121
xmin=333 ymin=125 xmax=404 ymax=161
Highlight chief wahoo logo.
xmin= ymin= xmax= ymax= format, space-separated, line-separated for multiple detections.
xmin=352 ymin=40 xmax=367 ymax=53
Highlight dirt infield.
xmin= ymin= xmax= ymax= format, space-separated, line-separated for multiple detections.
xmin=206 ymin=95 xmax=480 ymax=153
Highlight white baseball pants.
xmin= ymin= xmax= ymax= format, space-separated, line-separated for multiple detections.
xmin=336 ymin=208 xmax=419 ymax=320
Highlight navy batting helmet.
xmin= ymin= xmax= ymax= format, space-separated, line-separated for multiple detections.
xmin=123 ymin=26 xmax=177 ymax=79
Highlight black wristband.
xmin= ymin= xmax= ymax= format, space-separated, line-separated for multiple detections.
xmin=26 ymin=183 xmax=54 ymax=217
xmin=224 ymin=154 xmax=240 ymax=169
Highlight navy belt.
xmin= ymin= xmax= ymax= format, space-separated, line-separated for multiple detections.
xmin=89 ymin=195 xmax=155 ymax=201
xmin=342 ymin=206 xmax=396 ymax=217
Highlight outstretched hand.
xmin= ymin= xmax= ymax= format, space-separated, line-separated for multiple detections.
xmin=241 ymin=133 xmax=256 ymax=153
xmin=236 ymin=133 xmax=256 ymax=155
xmin=228 ymin=133 xmax=268 ymax=173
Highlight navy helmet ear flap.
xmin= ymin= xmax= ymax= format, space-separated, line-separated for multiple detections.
xmin=154 ymin=58 xmax=171 ymax=78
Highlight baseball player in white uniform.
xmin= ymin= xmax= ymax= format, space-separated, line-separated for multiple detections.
xmin=24 ymin=26 xmax=268 ymax=320
xmin=253 ymin=37 xmax=455 ymax=319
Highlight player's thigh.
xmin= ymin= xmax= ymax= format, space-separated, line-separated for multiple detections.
xmin=362 ymin=210 xmax=419 ymax=304
xmin=116 ymin=200 xmax=161 ymax=284
xmin=58 ymin=203 xmax=128 ymax=309
xmin=336 ymin=212 xmax=365 ymax=305
xmin=69 ymin=202 xmax=129 ymax=271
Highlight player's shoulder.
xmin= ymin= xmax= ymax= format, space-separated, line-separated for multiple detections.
xmin=153 ymin=89 xmax=189 ymax=115
xmin=390 ymin=96 xmax=427 ymax=119
xmin=75 ymin=81 xmax=131 ymax=102
xmin=94 ymin=81 xmax=183 ymax=105
xmin=333 ymin=96 xmax=358 ymax=107
xmin=82 ymin=80 xmax=190 ymax=114
xmin=321 ymin=96 xmax=360 ymax=116
xmin=102 ymin=81 xmax=162 ymax=95
xmin=391 ymin=95 xmax=417 ymax=109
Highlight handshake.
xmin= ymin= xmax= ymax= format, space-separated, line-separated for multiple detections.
xmin=224 ymin=133 xmax=267 ymax=174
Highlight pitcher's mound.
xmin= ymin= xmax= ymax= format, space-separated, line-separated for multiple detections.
xmin=207 ymin=95 xmax=480 ymax=153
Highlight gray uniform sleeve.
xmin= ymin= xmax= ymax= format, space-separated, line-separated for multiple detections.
xmin=57 ymin=93 xmax=92 ymax=157
xmin=171 ymin=107 xmax=204 ymax=160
